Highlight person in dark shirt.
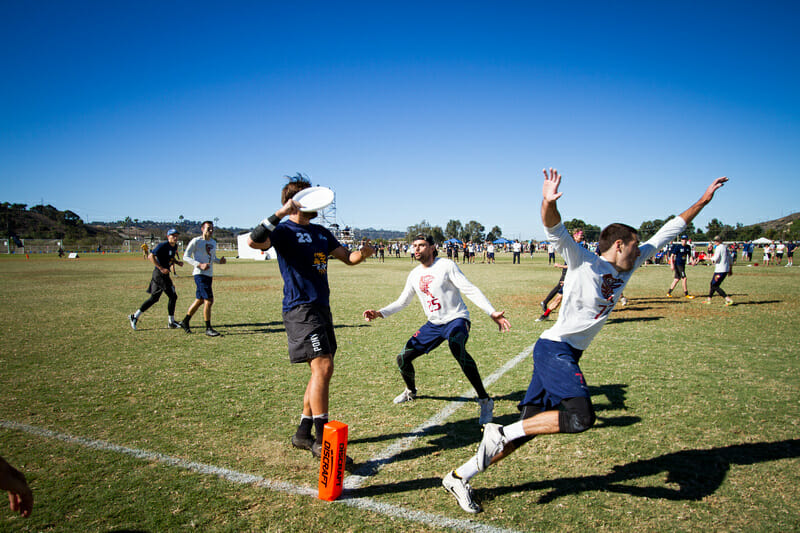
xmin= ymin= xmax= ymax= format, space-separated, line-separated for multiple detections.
xmin=248 ymin=174 xmax=373 ymax=459
xmin=129 ymin=229 xmax=183 ymax=330
xmin=666 ymin=235 xmax=696 ymax=299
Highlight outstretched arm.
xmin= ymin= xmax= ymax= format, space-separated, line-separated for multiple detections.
xmin=541 ymin=168 xmax=563 ymax=228
xmin=678 ymin=177 xmax=728 ymax=225
xmin=247 ymin=198 xmax=302 ymax=250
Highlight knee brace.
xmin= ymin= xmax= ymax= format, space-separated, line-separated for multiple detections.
xmin=558 ymin=397 xmax=596 ymax=433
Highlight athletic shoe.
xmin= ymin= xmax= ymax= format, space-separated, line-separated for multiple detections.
xmin=539 ymin=301 xmax=547 ymax=313
xmin=666 ymin=293 xmax=673 ymax=298
xmin=180 ymin=321 xmax=192 ymax=334
xmin=619 ymin=297 xmax=628 ymax=307
xmin=535 ymin=313 xmax=548 ymax=322
xmin=205 ymin=327 xmax=221 ymax=337
xmin=685 ymin=294 xmax=696 ymax=299
xmin=128 ymin=314 xmax=138 ymax=331
xmin=291 ymin=433 xmax=314 ymax=451
xmin=168 ymin=321 xmax=180 ymax=329
xmin=701 ymin=300 xmax=712 ymax=305
xmin=311 ymin=442 xmax=354 ymax=465
xmin=478 ymin=398 xmax=494 ymax=425
xmin=393 ymin=388 xmax=416 ymax=404
xmin=442 ymin=471 xmax=481 ymax=514
xmin=725 ymin=300 xmax=734 ymax=306
xmin=476 ymin=423 xmax=507 ymax=472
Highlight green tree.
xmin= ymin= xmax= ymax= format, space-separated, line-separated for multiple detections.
xmin=445 ymin=219 xmax=463 ymax=240
xmin=461 ymin=220 xmax=485 ymax=242
xmin=486 ymin=225 xmax=502 ymax=242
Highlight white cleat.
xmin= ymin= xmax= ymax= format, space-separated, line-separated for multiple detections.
xmin=478 ymin=397 xmax=494 ymax=425
xmin=442 ymin=471 xmax=481 ymax=513
xmin=393 ymin=388 xmax=416 ymax=404
xmin=476 ymin=423 xmax=507 ymax=472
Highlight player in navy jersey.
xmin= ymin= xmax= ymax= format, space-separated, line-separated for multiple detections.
xmin=129 ymin=229 xmax=183 ymax=330
xmin=248 ymin=174 xmax=373 ymax=459
xmin=667 ymin=235 xmax=696 ymax=298
xmin=442 ymin=169 xmax=728 ymax=514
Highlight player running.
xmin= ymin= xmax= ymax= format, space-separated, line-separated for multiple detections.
xmin=442 ymin=168 xmax=728 ymax=514
xmin=363 ymin=234 xmax=510 ymax=425
xmin=129 ymin=229 xmax=183 ymax=330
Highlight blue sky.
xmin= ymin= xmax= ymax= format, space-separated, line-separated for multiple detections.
xmin=2 ymin=1 xmax=798 ymax=240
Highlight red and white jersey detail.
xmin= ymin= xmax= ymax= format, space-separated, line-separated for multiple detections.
xmin=541 ymin=217 xmax=686 ymax=350
xmin=379 ymin=258 xmax=496 ymax=324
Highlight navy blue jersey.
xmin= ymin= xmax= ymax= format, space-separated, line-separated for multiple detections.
xmin=151 ymin=241 xmax=178 ymax=269
xmin=271 ymin=220 xmax=342 ymax=312
xmin=669 ymin=243 xmax=692 ymax=266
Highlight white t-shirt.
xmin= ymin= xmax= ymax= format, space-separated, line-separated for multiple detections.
xmin=712 ymin=243 xmax=732 ymax=273
xmin=541 ymin=217 xmax=686 ymax=350
xmin=379 ymin=257 xmax=496 ymax=325
xmin=183 ymin=237 xmax=221 ymax=277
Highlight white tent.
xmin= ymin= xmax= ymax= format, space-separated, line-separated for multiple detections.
xmin=752 ymin=237 xmax=772 ymax=245
xmin=237 ymin=233 xmax=276 ymax=260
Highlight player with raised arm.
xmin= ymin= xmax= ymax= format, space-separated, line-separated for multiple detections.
xmin=442 ymin=168 xmax=728 ymax=514
xmin=247 ymin=174 xmax=373 ymax=459
xmin=363 ymin=235 xmax=510 ymax=425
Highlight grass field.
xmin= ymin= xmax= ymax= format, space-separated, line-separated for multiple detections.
xmin=1 ymin=251 xmax=798 ymax=532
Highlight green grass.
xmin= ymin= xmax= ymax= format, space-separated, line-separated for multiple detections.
xmin=1 ymin=252 xmax=798 ymax=532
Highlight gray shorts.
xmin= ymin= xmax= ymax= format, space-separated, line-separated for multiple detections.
xmin=283 ymin=303 xmax=337 ymax=363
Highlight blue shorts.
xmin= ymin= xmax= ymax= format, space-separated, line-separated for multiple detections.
xmin=194 ymin=274 xmax=214 ymax=300
xmin=519 ymin=338 xmax=589 ymax=412
xmin=408 ymin=318 xmax=470 ymax=353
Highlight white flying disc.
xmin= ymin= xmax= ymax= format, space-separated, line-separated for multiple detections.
xmin=294 ymin=186 xmax=334 ymax=212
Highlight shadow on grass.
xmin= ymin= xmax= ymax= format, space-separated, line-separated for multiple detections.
xmin=212 ymin=321 xmax=370 ymax=336
xmin=606 ymin=316 xmax=663 ymax=325
xmin=477 ymin=438 xmax=800 ymax=504
xmin=351 ymin=439 xmax=800 ymax=503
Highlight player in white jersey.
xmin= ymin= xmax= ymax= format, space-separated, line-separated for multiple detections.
xmin=179 ymin=220 xmax=227 ymax=337
xmin=442 ymin=169 xmax=728 ymax=514
xmin=702 ymin=235 xmax=734 ymax=306
xmin=363 ymin=235 xmax=511 ymax=425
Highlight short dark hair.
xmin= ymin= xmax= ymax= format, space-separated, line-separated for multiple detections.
xmin=281 ymin=173 xmax=312 ymax=204
xmin=201 ymin=220 xmax=214 ymax=230
xmin=412 ymin=234 xmax=435 ymax=245
xmin=598 ymin=223 xmax=638 ymax=254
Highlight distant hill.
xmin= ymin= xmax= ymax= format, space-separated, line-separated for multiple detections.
xmin=742 ymin=212 xmax=800 ymax=233
xmin=355 ymin=227 xmax=406 ymax=240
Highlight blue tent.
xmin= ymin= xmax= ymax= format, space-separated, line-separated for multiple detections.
xmin=493 ymin=238 xmax=513 ymax=244
xmin=444 ymin=238 xmax=463 ymax=245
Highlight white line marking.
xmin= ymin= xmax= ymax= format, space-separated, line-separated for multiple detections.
xmin=344 ymin=343 xmax=534 ymax=489
xmin=1 ymin=420 xmax=523 ymax=533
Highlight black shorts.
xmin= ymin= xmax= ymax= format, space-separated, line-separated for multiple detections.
xmin=147 ymin=268 xmax=176 ymax=297
xmin=673 ymin=264 xmax=687 ymax=279
xmin=283 ymin=303 xmax=337 ymax=363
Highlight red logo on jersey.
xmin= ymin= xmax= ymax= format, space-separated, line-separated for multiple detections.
xmin=600 ymin=274 xmax=624 ymax=302
xmin=419 ymin=275 xmax=435 ymax=297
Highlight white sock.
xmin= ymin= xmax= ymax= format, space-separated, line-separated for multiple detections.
xmin=134 ymin=310 xmax=143 ymax=319
xmin=169 ymin=315 xmax=176 ymax=323
xmin=454 ymin=456 xmax=481 ymax=482
xmin=503 ymin=421 xmax=527 ymax=441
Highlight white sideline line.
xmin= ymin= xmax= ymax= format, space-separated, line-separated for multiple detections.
xmin=1 ymin=420 xmax=522 ymax=533
xmin=344 ymin=343 xmax=535 ymax=489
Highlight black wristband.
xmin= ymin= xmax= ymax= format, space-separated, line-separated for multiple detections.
xmin=250 ymin=214 xmax=282 ymax=244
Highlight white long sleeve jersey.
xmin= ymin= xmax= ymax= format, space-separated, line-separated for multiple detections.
xmin=379 ymin=258 xmax=496 ymax=325
xmin=183 ymin=237 xmax=221 ymax=277
xmin=712 ymin=243 xmax=732 ymax=273
xmin=541 ymin=217 xmax=686 ymax=350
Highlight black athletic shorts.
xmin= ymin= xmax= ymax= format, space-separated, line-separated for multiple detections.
xmin=673 ymin=264 xmax=687 ymax=279
xmin=147 ymin=268 xmax=175 ymax=296
xmin=283 ymin=303 xmax=337 ymax=363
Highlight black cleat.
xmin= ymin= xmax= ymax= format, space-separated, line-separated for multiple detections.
xmin=205 ymin=327 xmax=221 ymax=337
xmin=180 ymin=321 xmax=192 ymax=334
xmin=291 ymin=434 xmax=314 ymax=451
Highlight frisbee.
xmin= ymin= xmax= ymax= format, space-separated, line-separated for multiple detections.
xmin=294 ymin=186 xmax=335 ymax=212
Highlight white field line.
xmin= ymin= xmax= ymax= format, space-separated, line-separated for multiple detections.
xmin=0 ymin=419 xmax=524 ymax=533
xmin=344 ymin=342 xmax=535 ymax=489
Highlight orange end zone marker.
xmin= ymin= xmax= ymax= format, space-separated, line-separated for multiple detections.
xmin=318 ymin=420 xmax=348 ymax=501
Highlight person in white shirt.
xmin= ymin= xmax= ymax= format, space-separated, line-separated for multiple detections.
xmin=363 ymin=234 xmax=511 ymax=425
xmin=179 ymin=220 xmax=227 ymax=337
xmin=702 ymin=235 xmax=734 ymax=306
xmin=442 ymin=168 xmax=728 ymax=514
